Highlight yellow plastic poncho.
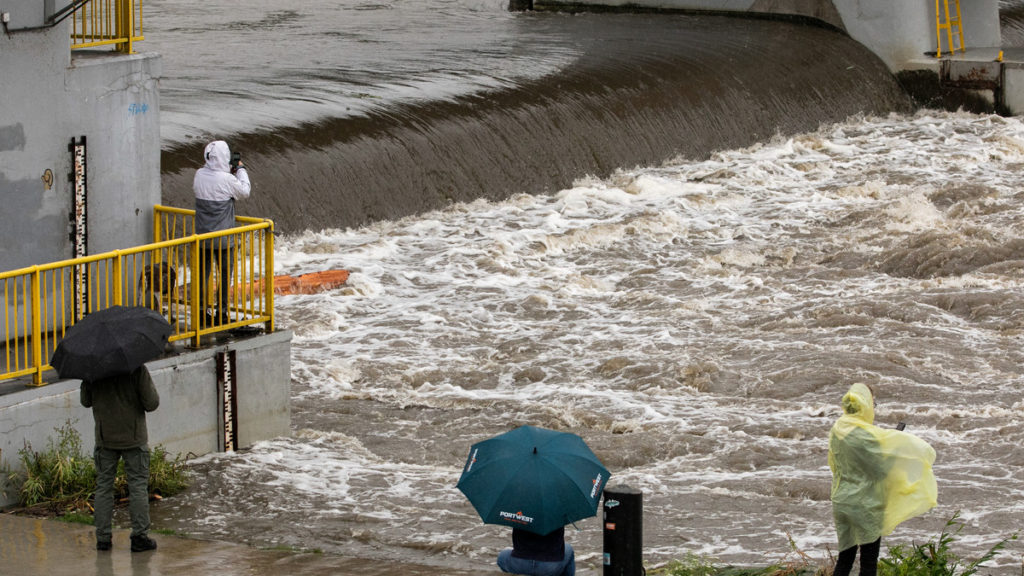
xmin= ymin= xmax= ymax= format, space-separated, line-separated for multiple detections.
xmin=828 ymin=383 xmax=937 ymax=551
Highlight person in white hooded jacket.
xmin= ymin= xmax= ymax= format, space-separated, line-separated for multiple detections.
xmin=193 ymin=140 xmax=251 ymax=325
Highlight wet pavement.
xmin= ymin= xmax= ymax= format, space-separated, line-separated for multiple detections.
xmin=0 ymin=513 xmax=495 ymax=576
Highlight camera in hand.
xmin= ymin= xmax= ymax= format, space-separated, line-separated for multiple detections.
xmin=230 ymin=151 xmax=241 ymax=173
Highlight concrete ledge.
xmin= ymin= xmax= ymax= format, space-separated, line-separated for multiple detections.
xmin=1003 ymin=63 xmax=1024 ymax=115
xmin=0 ymin=330 xmax=292 ymax=508
xmin=531 ymin=0 xmax=846 ymax=31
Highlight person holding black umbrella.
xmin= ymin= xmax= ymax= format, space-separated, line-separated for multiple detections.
xmin=51 ymin=305 xmax=171 ymax=552
xmin=81 ymin=366 xmax=160 ymax=552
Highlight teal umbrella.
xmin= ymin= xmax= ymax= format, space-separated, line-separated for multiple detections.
xmin=456 ymin=425 xmax=610 ymax=535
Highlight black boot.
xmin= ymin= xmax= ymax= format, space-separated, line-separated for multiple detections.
xmin=130 ymin=535 xmax=157 ymax=552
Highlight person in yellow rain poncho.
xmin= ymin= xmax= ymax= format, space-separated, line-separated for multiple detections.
xmin=828 ymin=383 xmax=937 ymax=576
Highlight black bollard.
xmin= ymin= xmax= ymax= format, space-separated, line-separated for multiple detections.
xmin=603 ymin=485 xmax=643 ymax=576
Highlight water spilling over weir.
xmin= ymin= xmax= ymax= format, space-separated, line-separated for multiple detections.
xmin=157 ymin=12 xmax=911 ymax=233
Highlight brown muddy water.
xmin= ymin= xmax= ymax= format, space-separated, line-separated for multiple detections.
xmin=148 ymin=110 xmax=1024 ymax=574
xmin=139 ymin=1 xmax=1024 ymax=573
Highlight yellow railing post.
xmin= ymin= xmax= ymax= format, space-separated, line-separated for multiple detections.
xmin=265 ymin=222 xmax=275 ymax=333
xmin=30 ymin=267 xmax=43 ymax=386
xmin=117 ymin=0 xmax=132 ymax=53
xmin=953 ymin=0 xmax=964 ymax=55
xmin=153 ymin=207 xmax=162 ymax=245
xmin=70 ymin=0 xmax=144 ymax=51
xmin=191 ymin=236 xmax=202 ymax=348
xmin=112 ymin=251 xmax=123 ymax=306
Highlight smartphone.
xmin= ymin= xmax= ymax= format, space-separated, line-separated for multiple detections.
xmin=896 ymin=422 xmax=906 ymax=431
xmin=230 ymin=152 xmax=241 ymax=173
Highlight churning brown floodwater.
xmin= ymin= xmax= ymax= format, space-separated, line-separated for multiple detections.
xmin=141 ymin=1 xmax=1024 ymax=573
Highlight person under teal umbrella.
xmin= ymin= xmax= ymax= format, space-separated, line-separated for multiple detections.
xmin=457 ymin=425 xmax=609 ymax=576
xmin=498 ymin=526 xmax=575 ymax=576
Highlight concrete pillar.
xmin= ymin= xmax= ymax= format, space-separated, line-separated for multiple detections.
xmin=831 ymin=0 xmax=1000 ymax=71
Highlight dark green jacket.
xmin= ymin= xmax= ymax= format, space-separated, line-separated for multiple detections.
xmin=80 ymin=367 xmax=160 ymax=450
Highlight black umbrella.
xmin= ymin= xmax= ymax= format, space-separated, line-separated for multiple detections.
xmin=50 ymin=305 xmax=171 ymax=382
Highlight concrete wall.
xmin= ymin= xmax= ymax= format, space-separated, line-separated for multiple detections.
xmin=833 ymin=0 xmax=1000 ymax=71
xmin=0 ymin=17 xmax=161 ymax=273
xmin=0 ymin=330 xmax=292 ymax=508
xmin=0 ymin=0 xmax=69 ymax=30
xmin=0 ymin=23 xmax=74 ymax=272
xmin=1004 ymin=64 xmax=1024 ymax=114
xmin=533 ymin=0 xmax=1002 ymax=72
xmin=66 ymin=53 xmax=163 ymax=255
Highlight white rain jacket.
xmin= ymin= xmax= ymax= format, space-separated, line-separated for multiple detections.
xmin=193 ymin=140 xmax=251 ymax=240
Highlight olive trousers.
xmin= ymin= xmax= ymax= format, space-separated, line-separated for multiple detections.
xmin=93 ymin=446 xmax=150 ymax=543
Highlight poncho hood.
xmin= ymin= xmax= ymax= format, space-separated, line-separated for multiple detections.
xmin=203 ymin=140 xmax=231 ymax=173
xmin=841 ymin=382 xmax=875 ymax=425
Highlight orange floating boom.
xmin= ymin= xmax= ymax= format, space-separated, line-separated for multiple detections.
xmin=229 ymin=269 xmax=350 ymax=298
xmin=272 ymin=269 xmax=350 ymax=295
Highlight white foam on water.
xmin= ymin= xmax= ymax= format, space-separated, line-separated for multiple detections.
xmin=162 ymin=110 xmax=1024 ymax=573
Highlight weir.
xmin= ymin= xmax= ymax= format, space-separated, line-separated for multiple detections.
xmin=159 ymin=12 xmax=914 ymax=233
xmin=530 ymin=0 xmax=1023 ymax=114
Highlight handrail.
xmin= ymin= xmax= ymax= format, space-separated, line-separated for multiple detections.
xmin=1 ymin=207 xmax=275 ymax=386
xmin=49 ymin=0 xmax=92 ymax=27
xmin=70 ymin=0 xmax=144 ymax=54
xmin=935 ymin=0 xmax=965 ymax=57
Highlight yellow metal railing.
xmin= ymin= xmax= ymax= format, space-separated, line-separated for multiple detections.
xmin=70 ymin=0 xmax=143 ymax=53
xmin=1 ymin=206 xmax=274 ymax=386
xmin=935 ymin=0 xmax=965 ymax=57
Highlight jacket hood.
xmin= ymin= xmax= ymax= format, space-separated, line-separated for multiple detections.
xmin=840 ymin=382 xmax=874 ymax=424
xmin=203 ymin=140 xmax=231 ymax=173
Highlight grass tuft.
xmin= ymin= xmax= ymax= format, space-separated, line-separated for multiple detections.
xmin=57 ymin=510 xmax=95 ymax=525
xmin=879 ymin=512 xmax=1018 ymax=576
xmin=15 ymin=421 xmax=95 ymax=511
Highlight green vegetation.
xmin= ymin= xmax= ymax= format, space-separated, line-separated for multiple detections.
xmin=16 ymin=421 xmax=95 ymax=510
xmin=117 ymin=444 xmax=191 ymax=498
xmin=879 ymin=513 xmax=1018 ymax=576
xmin=655 ymin=553 xmax=720 ymax=576
xmin=11 ymin=421 xmax=190 ymax=515
xmin=57 ymin=510 xmax=95 ymax=525
xmin=649 ymin=514 xmax=1018 ymax=576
